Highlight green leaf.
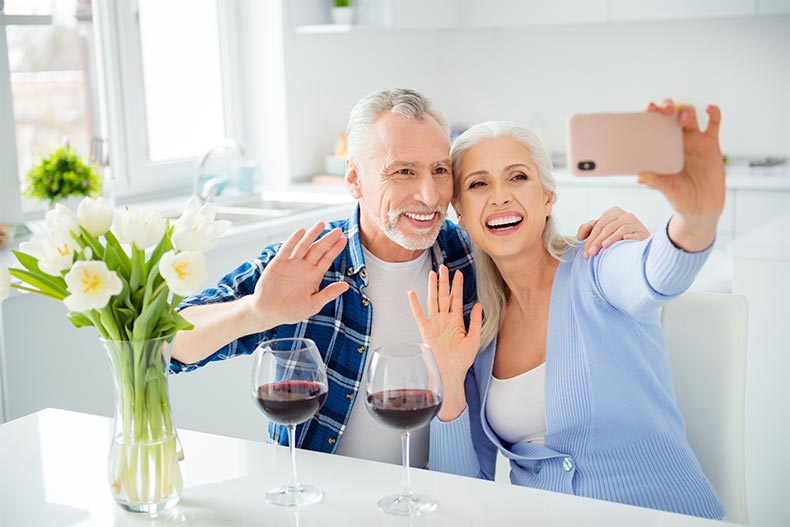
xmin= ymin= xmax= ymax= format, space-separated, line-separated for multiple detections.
xmin=146 ymin=223 xmax=173 ymax=276
xmin=8 ymin=268 xmax=68 ymax=298
xmin=132 ymin=289 xmax=168 ymax=341
xmin=103 ymin=231 xmax=131 ymax=276
xmin=172 ymin=311 xmax=194 ymax=332
xmin=12 ymin=250 xmax=44 ymax=274
xmin=67 ymin=311 xmax=95 ymax=328
xmin=78 ymin=226 xmax=105 ymax=260
xmin=129 ymin=247 xmax=143 ymax=292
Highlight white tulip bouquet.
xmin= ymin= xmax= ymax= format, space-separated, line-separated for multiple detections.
xmin=0 ymin=196 xmax=229 ymax=510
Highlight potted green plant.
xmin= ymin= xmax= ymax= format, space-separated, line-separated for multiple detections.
xmin=24 ymin=144 xmax=102 ymax=207
xmin=331 ymin=0 xmax=353 ymax=24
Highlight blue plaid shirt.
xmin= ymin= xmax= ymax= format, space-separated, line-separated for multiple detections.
xmin=172 ymin=205 xmax=476 ymax=454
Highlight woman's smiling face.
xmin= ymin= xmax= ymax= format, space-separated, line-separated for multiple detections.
xmin=456 ymin=136 xmax=553 ymax=260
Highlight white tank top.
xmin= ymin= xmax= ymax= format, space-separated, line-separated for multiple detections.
xmin=486 ymin=363 xmax=547 ymax=445
xmin=334 ymin=247 xmax=433 ymax=467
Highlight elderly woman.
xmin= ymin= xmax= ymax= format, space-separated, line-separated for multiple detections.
xmin=408 ymin=100 xmax=726 ymax=519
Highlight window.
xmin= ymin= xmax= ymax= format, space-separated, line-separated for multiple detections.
xmin=98 ymin=0 xmax=241 ymax=199
xmin=1 ymin=0 xmax=241 ymax=212
xmin=3 ymin=0 xmax=100 ymax=213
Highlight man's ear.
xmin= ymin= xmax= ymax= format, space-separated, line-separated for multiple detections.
xmin=346 ymin=159 xmax=362 ymax=199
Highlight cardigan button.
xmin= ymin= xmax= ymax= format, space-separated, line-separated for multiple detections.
xmin=562 ymin=457 xmax=574 ymax=472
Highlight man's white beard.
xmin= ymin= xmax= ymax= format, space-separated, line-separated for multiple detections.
xmin=360 ymin=199 xmax=446 ymax=251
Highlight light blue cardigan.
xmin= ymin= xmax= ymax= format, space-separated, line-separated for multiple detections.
xmin=429 ymin=222 xmax=725 ymax=519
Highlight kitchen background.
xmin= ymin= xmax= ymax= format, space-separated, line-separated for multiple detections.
xmin=1 ymin=1 xmax=788 ymax=525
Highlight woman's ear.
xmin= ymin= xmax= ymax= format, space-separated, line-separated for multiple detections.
xmin=452 ymin=201 xmax=465 ymax=229
xmin=544 ymin=190 xmax=553 ymax=218
xmin=346 ymin=159 xmax=362 ymax=199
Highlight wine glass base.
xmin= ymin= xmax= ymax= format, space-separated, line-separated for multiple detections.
xmin=378 ymin=493 xmax=437 ymax=516
xmin=265 ymin=484 xmax=323 ymax=507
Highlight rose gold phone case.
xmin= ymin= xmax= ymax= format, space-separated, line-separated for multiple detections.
xmin=566 ymin=112 xmax=683 ymax=176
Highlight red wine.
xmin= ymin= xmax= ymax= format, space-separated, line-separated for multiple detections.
xmin=367 ymin=389 xmax=442 ymax=431
xmin=256 ymin=381 xmax=327 ymax=425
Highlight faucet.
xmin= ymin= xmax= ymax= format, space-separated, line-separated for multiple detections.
xmin=195 ymin=138 xmax=245 ymax=203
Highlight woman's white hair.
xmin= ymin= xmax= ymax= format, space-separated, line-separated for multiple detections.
xmin=346 ymin=88 xmax=450 ymax=171
xmin=450 ymin=121 xmax=578 ymax=347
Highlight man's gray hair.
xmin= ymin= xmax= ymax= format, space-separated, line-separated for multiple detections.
xmin=346 ymin=88 xmax=450 ymax=170
xmin=450 ymin=121 xmax=578 ymax=347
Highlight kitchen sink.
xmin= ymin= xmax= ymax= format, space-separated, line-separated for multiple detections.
xmin=209 ymin=193 xmax=352 ymax=224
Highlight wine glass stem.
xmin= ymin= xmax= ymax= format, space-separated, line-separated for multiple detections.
xmin=401 ymin=430 xmax=412 ymax=498
xmin=287 ymin=423 xmax=299 ymax=492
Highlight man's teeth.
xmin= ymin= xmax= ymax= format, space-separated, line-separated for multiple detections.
xmin=404 ymin=212 xmax=435 ymax=221
xmin=487 ymin=216 xmax=523 ymax=228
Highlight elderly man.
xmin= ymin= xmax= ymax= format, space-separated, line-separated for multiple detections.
xmin=171 ymin=88 xmax=647 ymax=467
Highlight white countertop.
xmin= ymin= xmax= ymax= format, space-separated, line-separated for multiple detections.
xmin=0 ymin=409 xmax=739 ymax=526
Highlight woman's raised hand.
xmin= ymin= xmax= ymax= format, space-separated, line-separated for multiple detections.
xmin=638 ymin=99 xmax=726 ymax=251
xmin=408 ymin=265 xmax=483 ymax=421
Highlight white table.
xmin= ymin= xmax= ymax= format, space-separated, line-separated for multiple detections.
xmin=0 ymin=409 xmax=738 ymax=526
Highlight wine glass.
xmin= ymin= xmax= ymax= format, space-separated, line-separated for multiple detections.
xmin=251 ymin=338 xmax=328 ymax=507
xmin=364 ymin=342 xmax=443 ymax=516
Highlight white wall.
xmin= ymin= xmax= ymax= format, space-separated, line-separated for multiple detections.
xmin=272 ymin=14 xmax=790 ymax=180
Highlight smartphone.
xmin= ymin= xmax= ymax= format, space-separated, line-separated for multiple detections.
xmin=566 ymin=111 xmax=683 ymax=176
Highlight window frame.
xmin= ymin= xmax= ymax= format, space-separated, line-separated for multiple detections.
xmin=94 ymin=0 xmax=244 ymax=200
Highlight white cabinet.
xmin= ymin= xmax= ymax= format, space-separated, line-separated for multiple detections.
xmin=552 ymin=174 xmax=743 ymax=244
xmin=608 ymin=0 xmax=757 ymax=22
xmin=757 ymin=0 xmax=790 ymax=14
xmin=733 ymin=189 xmax=790 ymax=237
xmin=728 ymin=213 xmax=790 ymax=527
xmin=460 ymin=0 xmax=607 ymax=28
xmin=292 ymin=0 xmax=782 ymax=32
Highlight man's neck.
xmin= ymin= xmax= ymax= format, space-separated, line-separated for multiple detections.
xmin=358 ymin=210 xmax=428 ymax=263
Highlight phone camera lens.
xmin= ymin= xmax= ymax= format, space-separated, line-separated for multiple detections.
xmin=579 ymin=161 xmax=596 ymax=171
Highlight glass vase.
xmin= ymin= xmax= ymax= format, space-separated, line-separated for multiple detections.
xmin=101 ymin=335 xmax=183 ymax=513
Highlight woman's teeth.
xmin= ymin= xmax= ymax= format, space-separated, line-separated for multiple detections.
xmin=486 ymin=216 xmax=523 ymax=229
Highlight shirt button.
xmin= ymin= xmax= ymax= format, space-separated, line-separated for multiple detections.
xmin=562 ymin=457 xmax=574 ymax=472
xmin=346 ymin=393 xmax=354 ymax=400
xmin=361 ymin=298 xmax=370 ymax=307
xmin=328 ymin=437 xmax=336 ymax=445
xmin=357 ymin=345 xmax=365 ymax=353
xmin=534 ymin=461 xmax=542 ymax=474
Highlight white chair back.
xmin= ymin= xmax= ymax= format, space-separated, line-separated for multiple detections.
xmin=661 ymin=292 xmax=749 ymax=524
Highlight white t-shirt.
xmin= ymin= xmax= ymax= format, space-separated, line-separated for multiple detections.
xmin=334 ymin=247 xmax=432 ymax=467
xmin=486 ymin=363 xmax=547 ymax=445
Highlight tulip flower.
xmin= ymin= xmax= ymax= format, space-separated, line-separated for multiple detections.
xmin=159 ymin=250 xmax=207 ymax=296
xmin=63 ymin=260 xmax=123 ymax=312
xmin=172 ymin=196 xmax=231 ymax=252
xmin=20 ymin=232 xmax=80 ymax=275
xmin=44 ymin=203 xmax=81 ymax=237
xmin=78 ymin=196 xmax=114 ymax=237
xmin=0 ymin=265 xmax=10 ymax=302
xmin=112 ymin=207 xmax=167 ymax=250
